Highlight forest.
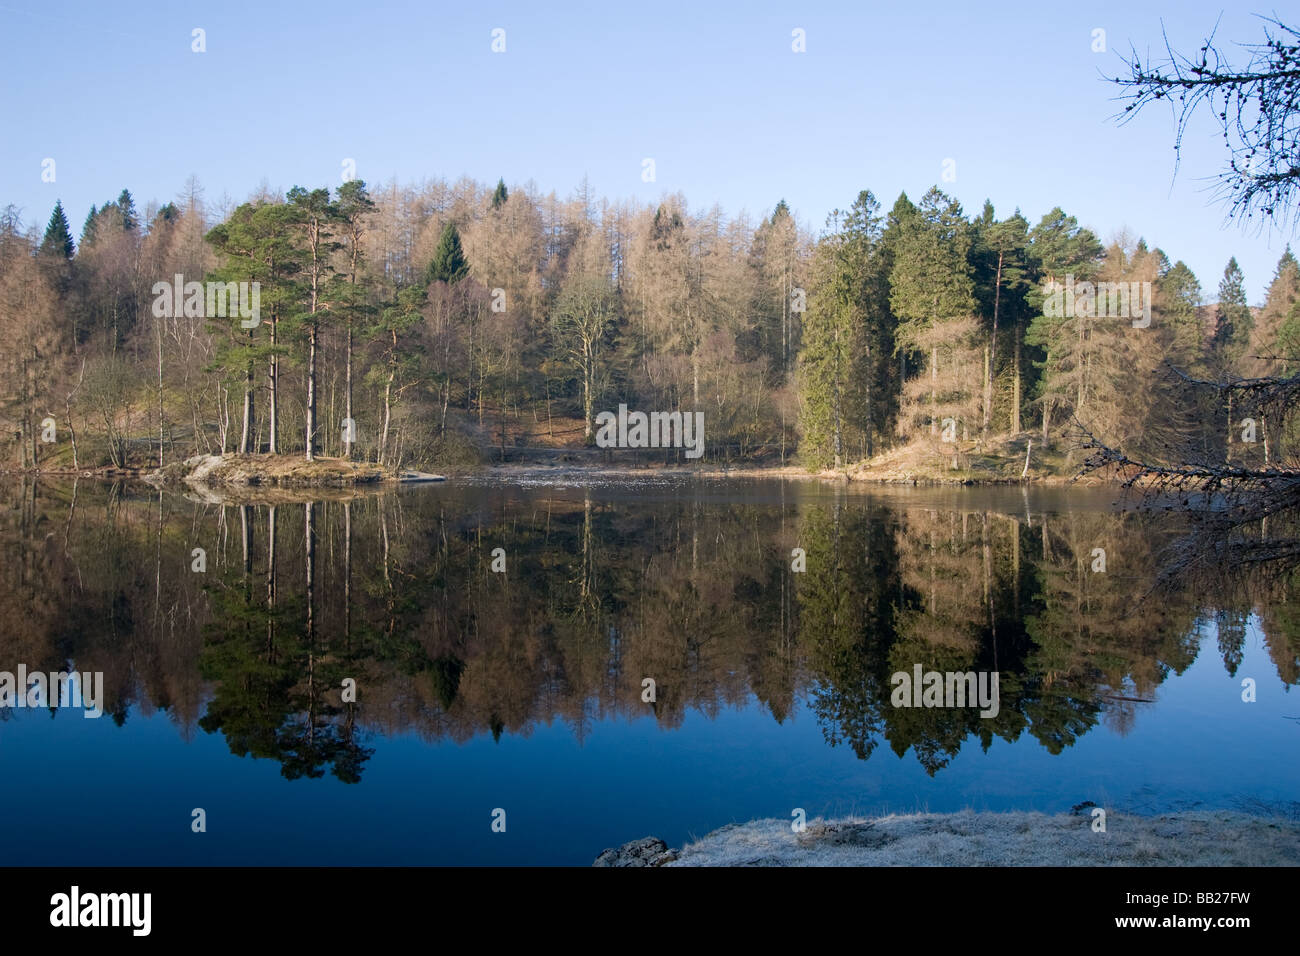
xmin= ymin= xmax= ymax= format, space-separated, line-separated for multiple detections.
xmin=3 ymin=174 xmax=1296 ymax=475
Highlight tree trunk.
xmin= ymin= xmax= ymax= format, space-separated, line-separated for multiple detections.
xmin=306 ymin=319 xmax=317 ymax=461
xmin=930 ymin=347 xmax=938 ymax=436
xmin=982 ymin=345 xmax=990 ymax=440
xmin=582 ymin=347 xmax=593 ymax=440
xmin=344 ymin=326 xmax=353 ymax=459
xmin=693 ymin=350 xmax=700 ymax=409
xmin=240 ymin=349 xmax=254 ymax=454
xmin=268 ymin=306 xmax=280 ymax=454
xmin=305 ymin=215 xmax=322 ymax=462
xmin=381 ymin=382 xmax=392 ymax=464
xmin=156 ymin=319 xmax=164 ymax=467
xmin=1012 ymin=329 xmax=1022 ymax=433
xmin=985 ymin=250 xmax=1003 ymax=437
xmin=1226 ymin=393 xmax=1233 ymax=464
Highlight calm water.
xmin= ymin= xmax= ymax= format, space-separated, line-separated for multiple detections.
xmin=1 ymin=476 xmax=1297 ymax=865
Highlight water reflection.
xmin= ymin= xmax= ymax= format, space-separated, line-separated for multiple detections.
xmin=1 ymin=477 xmax=1296 ymax=785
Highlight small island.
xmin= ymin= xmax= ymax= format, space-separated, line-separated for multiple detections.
xmin=139 ymin=453 xmax=444 ymax=500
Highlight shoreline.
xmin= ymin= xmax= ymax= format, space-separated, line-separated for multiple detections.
xmin=595 ymin=808 xmax=1300 ymax=867
xmin=0 ymin=455 xmax=1123 ymax=492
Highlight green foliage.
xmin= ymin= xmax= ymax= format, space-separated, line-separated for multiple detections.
xmin=799 ymin=191 xmax=891 ymax=467
xmin=888 ymin=187 xmax=976 ymax=351
xmin=116 ymin=189 xmax=138 ymax=232
xmin=1160 ymin=260 xmax=1204 ymax=357
xmin=40 ymin=201 xmax=74 ymax=259
xmin=1212 ymin=257 xmax=1252 ymax=359
xmin=425 ymin=221 xmax=469 ymax=285
xmin=1024 ymin=208 xmax=1105 ymax=418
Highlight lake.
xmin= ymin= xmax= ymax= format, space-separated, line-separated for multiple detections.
xmin=1 ymin=475 xmax=1296 ymax=865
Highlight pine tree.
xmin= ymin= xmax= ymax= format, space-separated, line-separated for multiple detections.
xmin=1260 ymin=248 xmax=1300 ymax=369
xmin=425 ymin=221 xmax=469 ymax=285
xmin=117 ymin=189 xmax=138 ymax=232
xmin=799 ymin=217 xmax=858 ymax=469
xmin=287 ymin=186 xmax=340 ymax=461
xmin=888 ymin=187 xmax=979 ymax=446
xmin=80 ymin=204 xmax=98 ymax=248
xmin=1212 ymin=257 xmax=1251 ymax=362
xmin=843 ymin=190 xmax=896 ymax=457
xmin=750 ymin=198 xmax=801 ymax=373
xmin=1025 ymin=208 xmax=1104 ymax=442
xmin=206 ymin=201 xmax=300 ymax=454
xmin=799 ymin=191 xmax=895 ymax=467
xmin=40 ymin=201 xmax=75 ymax=259
xmin=335 ymin=180 xmax=377 ymax=460
xmin=1158 ymin=261 xmax=1203 ymax=359
xmin=491 ymin=179 xmax=508 ymax=210
xmin=971 ymin=203 xmax=1032 ymax=435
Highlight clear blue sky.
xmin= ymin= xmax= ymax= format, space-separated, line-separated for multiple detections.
xmin=1 ymin=0 xmax=1293 ymax=302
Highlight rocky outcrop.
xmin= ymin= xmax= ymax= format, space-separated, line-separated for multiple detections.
xmin=592 ymin=836 xmax=679 ymax=867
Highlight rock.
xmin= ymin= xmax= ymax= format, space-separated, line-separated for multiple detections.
xmin=592 ymin=836 xmax=678 ymax=867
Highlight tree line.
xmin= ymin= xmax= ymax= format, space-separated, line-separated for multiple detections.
xmin=2 ymin=175 xmax=1297 ymax=471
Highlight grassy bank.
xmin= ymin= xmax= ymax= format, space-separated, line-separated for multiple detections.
xmin=657 ymin=809 xmax=1300 ymax=866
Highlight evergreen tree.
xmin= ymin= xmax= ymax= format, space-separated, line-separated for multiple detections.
xmin=801 ymin=198 xmax=868 ymax=467
xmin=40 ymin=201 xmax=75 ymax=259
xmin=1158 ymin=260 xmax=1203 ymax=359
xmin=425 ymin=221 xmax=469 ymax=285
xmin=1260 ymin=248 xmax=1300 ymax=369
xmin=971 ymin=203 xmax=1033 ymax=434
xmin=844 ymin=190 xmax=897 ymax=456
xmin=206 ymin=201 xmax=301 ymax=454
xmin=80 ymin=204 xmax=98 ymax=248
xmin=750 ymin=198 xmax=802 ymax=374
xmin=286 ymin=186 xmax=340 ymax=461
xmin=1211 ymin=257 xmax=1251 ymax=361
xmin=117 ymin=188 xmax=138 ymax=232
xmin=334 ymin=180 xmax=377 ymax=459
xmin=491 ymin=178 xmax=508 ymax=210
xmin=1025 ymin=208 xmax=1104 ymax=441
xmin=888 ymin=187 xmax=979 ymax=445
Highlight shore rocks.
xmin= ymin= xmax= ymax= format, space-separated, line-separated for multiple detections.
xmin=592 ymin=836 xmax=678 ymax=867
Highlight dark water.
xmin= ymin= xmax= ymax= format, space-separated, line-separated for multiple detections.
xmin=0 ymin=476 xmax=1296 ymax=865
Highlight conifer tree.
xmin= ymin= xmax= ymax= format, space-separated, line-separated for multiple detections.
xmin=425 ymin=221 xmax=469 ymax=285
xmin=40 ymin=201 xmax=74 ymax=259
xmin=117 ymin=189 xmax=138 ymax=232
xmin=80 ymin=204 xmax=98 ymax=248
xmin=1212 ymin=257 xmax=1251 ymax=364
xmin=1025 ymin=208 xmax=1104 ymax=442
xmin=335 ymin=180 xmax=377 ymax=459
xmin=889 ymin=187 xmax=978 ymax=445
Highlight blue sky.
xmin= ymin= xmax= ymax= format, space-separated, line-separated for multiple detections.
xmin=1 ymin=0 xmax=1294 ymax=301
